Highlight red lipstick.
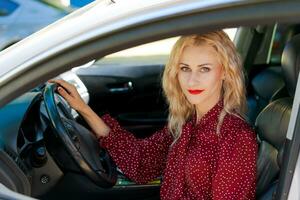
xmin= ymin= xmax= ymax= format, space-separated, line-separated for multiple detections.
xmin=188 ymin=89 xmax=204 ymax=95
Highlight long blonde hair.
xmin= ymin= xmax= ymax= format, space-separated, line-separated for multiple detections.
xmin=162 ymin=30 xmax=247 ymax=144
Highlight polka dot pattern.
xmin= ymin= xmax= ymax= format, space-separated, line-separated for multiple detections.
xmin=99 ymin=99 xmax=258 ymax=200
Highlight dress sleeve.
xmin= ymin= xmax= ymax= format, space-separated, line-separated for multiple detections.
xmin=212 ymin=129 xmax=258 ymax=200
xmin=98 ymin=113 xmax=173 ymax=184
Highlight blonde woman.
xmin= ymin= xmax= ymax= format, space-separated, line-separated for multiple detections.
xmin=52 ymin=30 xmax=258 ymax=200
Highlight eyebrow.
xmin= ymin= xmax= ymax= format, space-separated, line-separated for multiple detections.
xmin=179 ymin=62 xmax=213 ymax=67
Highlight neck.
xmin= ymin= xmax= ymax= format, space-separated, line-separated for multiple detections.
xmin=195 ymin=96 xmax=222 ymax=122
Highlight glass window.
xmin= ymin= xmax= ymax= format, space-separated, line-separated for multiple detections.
xmin=0 ymin=0 xmax=19 ymax=16
xmin=97 ymin=28 xmax=238 ymax=66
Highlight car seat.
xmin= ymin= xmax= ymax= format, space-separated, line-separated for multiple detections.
xmin=255 ymin=34 xmax=300 ymax=199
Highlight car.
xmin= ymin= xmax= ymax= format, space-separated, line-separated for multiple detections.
xmin=0 ymin=0 xmax=73 ymax=51
xmin=68 ymin=0 xmax=96 ymax=8
xmin=0 ymin=0 xmax=299 ymax=199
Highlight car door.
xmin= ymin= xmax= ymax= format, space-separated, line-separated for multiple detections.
xmin=1 ymin=1 xmax=300 ymax=200
xmin=74 ymin=30 xmax=236 ymax=138
xmin=74 ymin=59 xmax=168 ymax=138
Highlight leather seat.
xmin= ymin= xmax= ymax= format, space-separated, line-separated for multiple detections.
xmin=255 ymin=34 xmax=300 ymax=199
xmin=247 ymin=66 xmax=288 ymax=125
xmin=256 ymin=98 xmax=291 ymax=199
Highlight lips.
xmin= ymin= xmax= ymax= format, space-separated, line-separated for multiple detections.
xmin=188 ymin=89 xmax=204 ymax=95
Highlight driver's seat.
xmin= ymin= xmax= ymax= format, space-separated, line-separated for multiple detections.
xmin=255 ymin=34 xmax=300 ymax=199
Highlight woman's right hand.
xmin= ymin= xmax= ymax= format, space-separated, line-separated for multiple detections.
xmin=48 ymin=79 xmax=88 ymax=112
xmin=49 ymin=79 xmax=111 ymax=138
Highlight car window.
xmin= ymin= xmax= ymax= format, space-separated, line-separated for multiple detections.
xmin=0 ymin=0 xmax=19 ymax=16
xmin=96 ymin=28 xmax=237 ymax=66
xmin=270 ymin=24 xmax=300 ymax=65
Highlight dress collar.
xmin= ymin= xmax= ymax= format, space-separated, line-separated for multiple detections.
xmin=191 ymin=98 xmax=224 ymax=128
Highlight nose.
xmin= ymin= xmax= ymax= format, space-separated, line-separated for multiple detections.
xmin=187 ymin=71 xmax=200 ymax=87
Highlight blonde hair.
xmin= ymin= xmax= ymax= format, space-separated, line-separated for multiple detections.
xmin=162 ymin=30 xmax=247 ymax=145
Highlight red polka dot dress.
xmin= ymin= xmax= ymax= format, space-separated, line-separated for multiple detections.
xmin=99 ymin=99 xmax=258 ymax=199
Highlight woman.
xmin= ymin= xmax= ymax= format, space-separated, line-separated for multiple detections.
xmin=51 ymin=30 xmax=258 ymax=200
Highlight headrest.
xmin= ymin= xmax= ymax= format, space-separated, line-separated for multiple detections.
xmin=251 ymin=67 xmax=284 ymax=101
xmin=255 ymin=97 xmax=292 ymax=150
xmin=281 ymin=34 xmax=300 ymax=96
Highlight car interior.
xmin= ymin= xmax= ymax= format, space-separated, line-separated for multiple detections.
xmin=0 ymin=23 xmax=300 ymax=200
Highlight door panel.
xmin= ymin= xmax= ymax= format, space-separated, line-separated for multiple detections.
xmin=75 ymin=64 xmax=168 ymax=138
xmin=73 ymin=63 xmax=166 ymax=199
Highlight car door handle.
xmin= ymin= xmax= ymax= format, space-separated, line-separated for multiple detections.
xmin=108 ymin=81 xmax=133 ymax=93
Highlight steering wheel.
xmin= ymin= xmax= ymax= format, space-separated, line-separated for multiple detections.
xmin=43 ymin=83 xmax=117 ymax=188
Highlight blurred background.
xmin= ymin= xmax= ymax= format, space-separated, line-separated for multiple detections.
xmin=0 ymin=0 xmax=94 ymax=51
xmin=0 ymin=0 xmax=236 ymax=62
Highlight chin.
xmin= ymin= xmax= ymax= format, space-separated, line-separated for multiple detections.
xmin=186 ymin=97 xmax=203 ymax=105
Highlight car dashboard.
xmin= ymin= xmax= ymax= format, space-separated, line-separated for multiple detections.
xmin=0 ymin=71 xmax=90 ymax=197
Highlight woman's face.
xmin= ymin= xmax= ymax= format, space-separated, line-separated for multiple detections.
xmin=177 ymin=44 xmax=225 ymax=112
